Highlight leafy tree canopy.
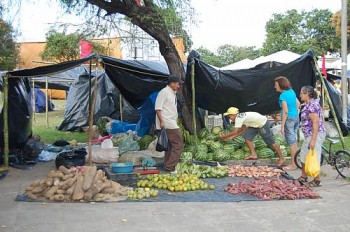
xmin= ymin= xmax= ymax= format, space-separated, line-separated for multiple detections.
xmin=262 ymin=9 xmax=340 ymax=56
xmin=0 ymin=19 xmax=18 ymax=71
xmin=41 ymin=29 xmax=107 ymax=62
xmin=197 ymin=45 xmax=261 ymax=68
xmin=331 ymin=1 xmax=350 ymax=37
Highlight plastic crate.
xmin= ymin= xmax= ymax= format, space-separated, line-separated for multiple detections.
xmin=206 ymin=115 xmax=223 ymax=129
xmin=105 ymin=167 xmax=137 ymax=187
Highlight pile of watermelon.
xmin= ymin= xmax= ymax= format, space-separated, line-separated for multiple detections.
xmin=179 ymin=123 xmax=290 ymax=162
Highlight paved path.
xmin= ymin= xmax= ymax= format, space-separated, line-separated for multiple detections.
xmin=1 ymin=162 xmax=350 ymax=232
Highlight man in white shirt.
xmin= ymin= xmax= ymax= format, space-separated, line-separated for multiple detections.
xmin=155 ymin=75 xmax=184 ymax=172
xmin=219 ymin=107 xmax=285 ymax=166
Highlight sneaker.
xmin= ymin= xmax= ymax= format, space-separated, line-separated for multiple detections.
xmin=170 ymin=170 xmax=177 ymax=175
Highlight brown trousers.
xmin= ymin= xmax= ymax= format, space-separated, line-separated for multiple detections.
xmin=164 ymin=128 xmax=183 ymax=171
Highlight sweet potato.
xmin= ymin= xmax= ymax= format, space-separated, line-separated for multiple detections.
xmin=44 ymin=185 xmax=59 ymax=198
xmin=50 ymin=194 xmax=65 ymax=202
xmin=66 ymin=182 xmax=76 ymax=195
xmin=45 ymin=178 xmax=54 ymax=187
xmin=72 ymin=175 xmax=84 ymax=201
xmin=32 ymin=186 xmax=45 ymax=194
xmin=83 ymin=166 xmax=97 ymax=191
xmin=67 ymin=174 xmax=79 ymax=187
xmin=26 ymin=191 xmax=38 ymax=200
xmin=62 ymin=173 xmax=74 ymax=181
xmin=59 ymin=166 xmax=72 ymax=175
xmin=48 ymin=171 xmax=64 ymax=179
xmin=56 ymin=189 xmax=66 ymax=194
xmin=83 ymin=189 xmax=94 ymax=201
xmin=53 ymin=177 xmax=60 ymax=186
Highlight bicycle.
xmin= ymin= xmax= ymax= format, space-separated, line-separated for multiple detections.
xmin=294 ymin=137 xmax=350 ymax=178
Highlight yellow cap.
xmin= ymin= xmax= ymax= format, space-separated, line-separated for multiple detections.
xmin=223 ymin=107 xmax=239 ymax=116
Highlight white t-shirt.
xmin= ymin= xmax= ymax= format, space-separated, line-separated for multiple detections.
xmin=234 ymin=112 xmax=267 ymax=128
xmin=155 ymin=85 xmax=179 ymax=129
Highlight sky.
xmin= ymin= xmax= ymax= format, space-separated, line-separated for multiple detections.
xmin=8 ymin=0 xmax=341 ymax=51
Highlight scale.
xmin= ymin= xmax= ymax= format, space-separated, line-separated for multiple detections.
xmin=134 ymin=167 xmax=160 ymax=175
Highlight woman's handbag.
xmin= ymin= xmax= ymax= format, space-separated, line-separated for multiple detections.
xmin=156 ymin=127 xmax=169 ymax=152
xmin=305 ymin=149 xmax=321 ymax=178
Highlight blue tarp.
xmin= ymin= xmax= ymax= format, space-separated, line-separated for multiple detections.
xmin=34 ymin=88 xmax=55 ymax=113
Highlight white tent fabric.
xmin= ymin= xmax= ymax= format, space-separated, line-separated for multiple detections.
xmin=221 ymin=50 xmax=300 ymax=70
xmin=220 ymin=58 xmax=253 ymax=70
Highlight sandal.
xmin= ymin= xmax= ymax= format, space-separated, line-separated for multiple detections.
xmin=304 ymin=179 xmax=321 ymax=188
xmin=296 ymin=176 xmax=308 ymax=185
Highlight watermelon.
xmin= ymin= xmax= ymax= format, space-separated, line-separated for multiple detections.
xmin=194 ymin=151 xmax=209 ymax=161
xmin=233 ymin=136 xmax=245 ymax=146
xmin=180 ymin=152 xmax=193 ymax=161
xmin=207 ymin=141 xmax=224 ymax=152
xmin=257 ymin=148 xmax=275 ymax=158
xmin=213 ymin=150 xmax=230 ymax=162
xmin=223 ymin=144 xmax=236 ymax=154
xmin=211 ymin=126 xmax=223 ymax=135
xmin=137 ymin=135 xmax=155 ymax=150
xmin=224 ymin=139 xmax=242 ymax=149
xmin=198 ymin=128 xmax=209 ymax=139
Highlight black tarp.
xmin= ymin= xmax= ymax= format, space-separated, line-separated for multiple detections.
xmin=324 ymin=80 xmax=350 ymax=135
xmin=0 ymin=78 xmax=32 ymax=148
xmin=58 ymin=70 xmax=120 ymax=131
xmin=101 ymin=56 xmax=170 ymax=109
xmin=185 ymin=50 xmax=317 ymax=115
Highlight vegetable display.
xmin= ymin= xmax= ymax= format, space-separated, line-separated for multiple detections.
xmin=24 ymin=166 xmax=131 ymax=202
xmin=224 ymin=178 xmax=320 ymax=200
xmin=227 ymin=165 xmax=284 ymax=178
xmin=175 ymin=162 xmax=228 ymax=178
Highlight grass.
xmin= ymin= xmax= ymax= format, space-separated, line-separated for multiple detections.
xmin=32 ymin=100 xmax=87 ymax=144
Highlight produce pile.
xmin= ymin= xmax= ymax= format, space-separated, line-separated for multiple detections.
xmin=136 ymin=173 xmax=215 ymax=192
xmin=175 ymin=162 xmax=228 ymax=178
xmin=24 ymin=166 xmax=131 ymax=202
xmin=178 ymin=120 xmax=289 ymax=162
xmin=224 ymin=178 xmax=320 ymax=200
xmin=127 ymin=187 xmax=159 ymax=200
xmin=227 ymin=165 xmax=284 ymax=178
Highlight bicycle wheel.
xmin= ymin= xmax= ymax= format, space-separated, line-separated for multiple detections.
xmin=294 ymin=149 xmax=324 ymax=169
xmin=294 ymin=149 xmax=302 ymax=169
xmin=334 ymin=150 xmax=350 ymax=178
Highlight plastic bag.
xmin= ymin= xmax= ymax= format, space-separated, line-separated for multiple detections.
xmin=85 ymin=146 xmax=119 ymax=164
xmin=118 ymin=133 xmax=140 ymax=155
xmin=101 ymin=139 xmax=113 ymax=149
xmin=156 ymin=127 xmax=168 ymax=152
xmin=305 ymin=149 xmax=320 ymax=177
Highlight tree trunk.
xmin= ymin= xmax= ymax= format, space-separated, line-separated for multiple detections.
xmin=84 ymin=0 xmax=196 ymax=132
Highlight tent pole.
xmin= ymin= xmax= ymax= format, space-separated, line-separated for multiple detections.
xmin=314 ymin=58 xmax=346 ymax=149
xmin=88 ymin=60 xmax=92 ymax=116
xmin=119 ymin=94 xmax=123 ymax=122
xmin=190 ymin=60 xmax=198 ymax=157
xmin=341 ymin=0 xmax=348 ymax=123
xmin=32 ymin=79 xmax=36 ymax=122
xmin=45 ymin=76 xmax=49 ymax=127
xmin=88 ymin=59 xmax=100 ymax=166
xmin=205 ymin=110 xmax=208 ymax=128
xmin=3 ymin=74 xmax=9 ymax=168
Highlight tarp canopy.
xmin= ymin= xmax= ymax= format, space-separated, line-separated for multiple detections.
xmin=185 ymin=50 xmax=317 ymax=115
xmin=32 ymin=66 xmax=89 ymax=91
xmin=7 ymin=55 xmax=171 ymax=109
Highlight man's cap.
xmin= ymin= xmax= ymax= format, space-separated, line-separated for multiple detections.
xmin=223 ymin=107 xmax=239 ymax=116
xmin=168 ymin=75 xmax=184 ymax=84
